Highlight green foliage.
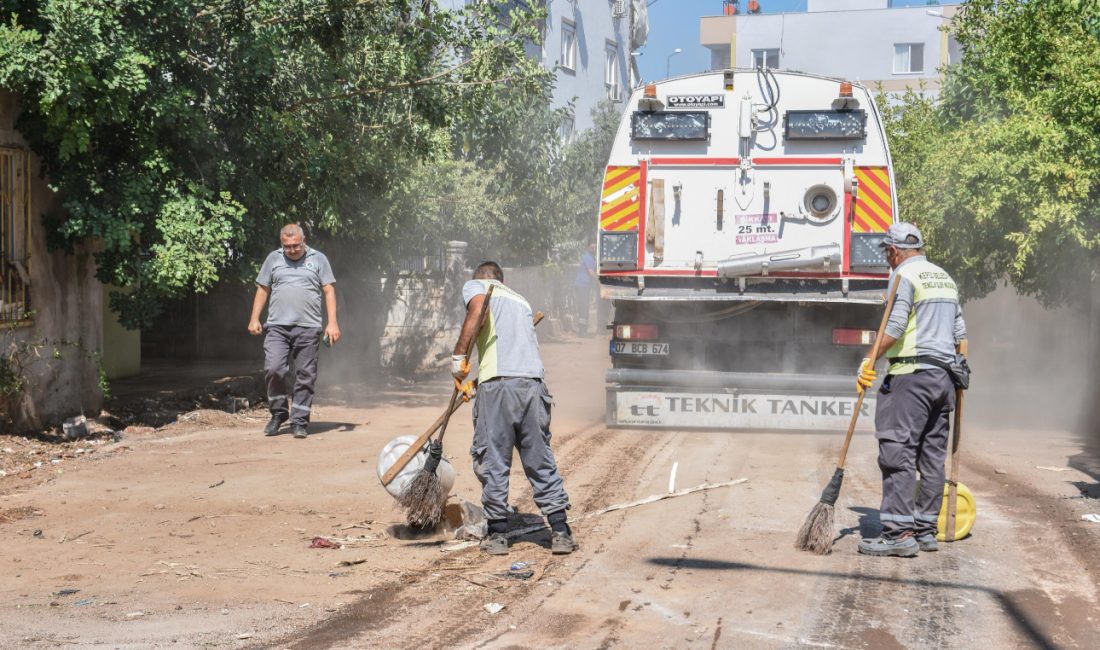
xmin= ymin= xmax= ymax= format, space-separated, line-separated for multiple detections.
xmin=882 ymin=0 xmax=1100 ymax=307
xmin=0 ymin=0 xmax=550 ymax=326
xmin=376 ymin=100 xmax=622 ymax=267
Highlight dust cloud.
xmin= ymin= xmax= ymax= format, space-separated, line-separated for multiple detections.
xmin=963 ymin=286 xmax=1087 ymax=434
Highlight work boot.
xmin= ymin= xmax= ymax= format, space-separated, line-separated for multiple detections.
xmin=264 ymin=415 xmax=287 ymax=436
xmin=915 ymin=533 xmax=939 ymax=552
xmin=480 ymin=532 xmax=509 ymax=555
xmin=291 ymin=424 xmax=308 ymax=439
xmin=857 ymin=534 xmax=919 ymax=558
xmin=551 ymin=531 xmax=578 ymax=555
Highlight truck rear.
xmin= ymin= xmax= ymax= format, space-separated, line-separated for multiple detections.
xmin=598 ymin=68 xmax=894 ymax=431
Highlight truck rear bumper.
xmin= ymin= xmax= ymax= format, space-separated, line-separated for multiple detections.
xmin=606 ymin=370 xmax=877 ymax=431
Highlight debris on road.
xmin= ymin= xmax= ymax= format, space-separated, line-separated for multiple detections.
xmin=53 ymin=589 xmax=80 ymax=597
xmin=336 ymin=558 xmax=367 ymax=567
xmin=310 ymin=536 xmax=341 ymax=549
xmin=1082 ymin=514 xmax=1100 ymax=523
xmin=62 ymin=416 xmax=89 ymax=441
xmin=58 ymin=530 xmax=92 ymax=544
xmin=1036 ymin=466 xmax=1072 ymax=472
xmin=484 ymin=602 xmax=505 ymax=615
xmin=581 ymin=479 xmax=749 ymax=518
xmin=209 ymin=480 xmax=225 ymax=488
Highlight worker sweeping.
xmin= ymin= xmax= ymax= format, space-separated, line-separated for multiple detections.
xmin=453 ymin=261 xmax=577 ymax=556
xmin=857 ymin=223 xmax=968 ymax=557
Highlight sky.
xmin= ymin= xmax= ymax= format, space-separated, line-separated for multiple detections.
xmin=635 ymin=0 xmax=947 ymax=82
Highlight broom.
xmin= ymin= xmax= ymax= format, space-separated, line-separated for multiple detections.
xmin=795 ymin=276 xmax=901 ymax=554
xmin=396 ymin=284 xmax=495 ymax=528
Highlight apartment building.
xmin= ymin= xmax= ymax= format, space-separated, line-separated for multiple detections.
xmin=700 ymin=0 xmax=962 ymax=95
xmin=539 ymin=0 xmax=643 ymax=137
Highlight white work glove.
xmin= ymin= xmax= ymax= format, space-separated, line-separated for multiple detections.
xmin=451 ymin=354 xmax=471 ymax=381
xmin=856 ymin=357 xmax=877 ymax=395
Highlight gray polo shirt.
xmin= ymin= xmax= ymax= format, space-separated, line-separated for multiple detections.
xmin=256 ymin=247 xmax=335 ymax=328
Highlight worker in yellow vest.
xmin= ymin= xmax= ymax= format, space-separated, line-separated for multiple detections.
xmin=855 ymin=223 xmax=967 ymax=558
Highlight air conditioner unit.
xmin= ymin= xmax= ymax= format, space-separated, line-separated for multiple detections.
xmin=608 ymin=84 xmax=622 ymax=102
xmin=612 ymin=0 xmax=626 ymax=18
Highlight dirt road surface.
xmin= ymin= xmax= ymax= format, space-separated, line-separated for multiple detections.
xmin=2 ymin=337 xmax=1099 ymax=648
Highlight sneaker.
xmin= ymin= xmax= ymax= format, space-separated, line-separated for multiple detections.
xmin=857 ymin=534 xmax=919 ymax=558
xmin=551 ymin=530 xmax=578 ymax=555
xmin=264 ymin=415 xmax=287 ymax=436
xmin=915 ymin=533 xmax=939 ymax=552
xmin=480 ymin=532 xmax=509 ymax=555
xmin=291 ymin=424 xmax=308 ymax=439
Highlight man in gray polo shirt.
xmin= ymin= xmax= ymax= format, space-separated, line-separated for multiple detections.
xmin=248 ymin=224 xmax=340 ymax=439
xmin=453 ymin=261 xmax=576 ymax=556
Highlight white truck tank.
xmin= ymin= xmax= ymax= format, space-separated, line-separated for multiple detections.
xmin=598 ymin=69 xmax=895 ymax=431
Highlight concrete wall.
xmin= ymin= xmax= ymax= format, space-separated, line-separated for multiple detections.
xmin=0 ymin=91 xmax=104 ymax=432
xmin=101 ymin=285 xmax=141 ymax=379
xmin=146 ymin=240 xmax=593 ymax=378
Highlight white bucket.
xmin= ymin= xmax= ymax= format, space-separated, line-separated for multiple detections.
xmin=377 ymin=435 xmax=456 ymax=500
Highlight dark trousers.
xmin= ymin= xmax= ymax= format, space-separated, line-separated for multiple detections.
xmin=470 ymin=378 xmax=571 ymax=521
xmin=574 ymin=285 xmax=592 ymax=336
xmin=874 ymin=368 xmax=955 ymax=539
xmin=263 ymin=325 xmax=322 ymax=426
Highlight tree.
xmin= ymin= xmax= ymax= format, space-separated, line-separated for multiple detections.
xmin=880 ymin=0 xmax=1100 ymax=432
xmin=0 ymin=0 xmax=549 ymax=327
xmin=883 ymin=0 xmax=1100 ymax=307
xmin=375 ymin=99 xmax=623 ymax=267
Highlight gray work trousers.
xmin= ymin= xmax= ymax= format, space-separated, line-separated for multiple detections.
xmin=874 ymin=368 xmax=955 ymax=539
xmin=470 ymin=378 xmax=571 ymax=521
xmin=263 ymin=325 xmax=322 ymax=426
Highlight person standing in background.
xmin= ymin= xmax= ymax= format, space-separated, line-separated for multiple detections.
xmin=573 ymin=242 xmax=597 ymax=337
xmin=247 ymin=224 xmax=340 ymax=439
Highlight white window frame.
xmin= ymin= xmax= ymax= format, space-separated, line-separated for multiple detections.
xmin=561 ymin=19 xmax=577 ymax=72
xmin=893 ymin=42 xmax=925 ymax=74
xmin=605 ymin=41 xmax=620 ymax=100
xmin=560 ymin=113 xmax=576 ymax=144
xmin=751 ymin=48 xmax=780 ymax=70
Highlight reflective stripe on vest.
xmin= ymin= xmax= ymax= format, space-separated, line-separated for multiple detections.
xmin=885 ymin=259 xmax=959 ymax=375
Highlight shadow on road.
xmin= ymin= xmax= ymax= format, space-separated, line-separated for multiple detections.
xmin=644 ymin=557 xmax=1058 ymax=650
xmin=307 ymin=421 xmax=358 ymax=434
xmin=835 ymin=506 xmax=882 ymax=543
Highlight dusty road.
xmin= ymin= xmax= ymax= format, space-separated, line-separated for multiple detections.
xmin=2 ymin=337 xmax=1100 ymax=648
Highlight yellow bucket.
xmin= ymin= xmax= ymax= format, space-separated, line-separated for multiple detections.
xmin=936 ymin=482 xmax=976 ymax=542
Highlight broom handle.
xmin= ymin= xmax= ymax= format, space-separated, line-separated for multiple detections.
xmin=380 ymin=285 xmax=496 ymax=485
xmin=945 ymin=339 xmax=967 ymax=541
xmin=836 ymin=275 xmax=902 ymax=470
xmin=379 ymin=305 xmax=543 ymax=486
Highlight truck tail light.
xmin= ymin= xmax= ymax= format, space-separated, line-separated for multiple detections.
xmin=615 ymin=324 xmax=658 ymax=341
xmin=833 ymin=328 xmax=876 ymax=346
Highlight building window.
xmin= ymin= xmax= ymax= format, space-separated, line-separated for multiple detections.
xmin=560 ymin=114 xmax=576 ymax=144
xmin=0 ymin=147 xmax=31 ymax=323
xmin=561 ymin=19 xmax=577 ymax=71
xmin=605 ymin=41 xmax=621 ymax=101
xmin=893 ymin=43 xmax=925 ymax=73
xmin=751 ymin=48 xmax=780 ymax=70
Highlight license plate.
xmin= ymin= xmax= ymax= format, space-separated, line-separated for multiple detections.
xmin=610 ymin=341 xmax=670 ymax=356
